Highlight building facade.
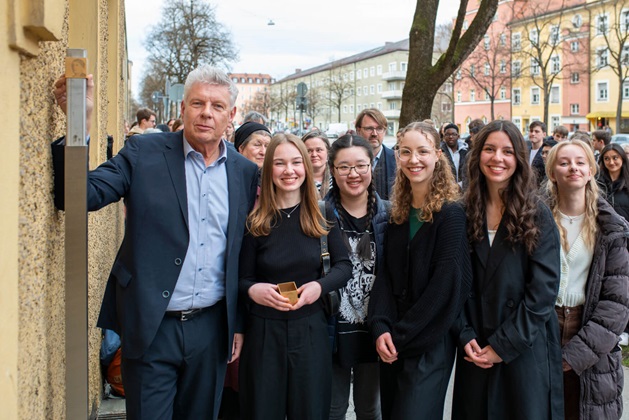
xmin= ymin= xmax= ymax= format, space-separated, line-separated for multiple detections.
xmin=228 ymin=73 xmax=274 ymax=124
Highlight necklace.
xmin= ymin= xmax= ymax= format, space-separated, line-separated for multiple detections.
xmin=279 ymin=203 xmax=300 ymax=218
xmin=559 ymin=211 xmax=585 ymax=224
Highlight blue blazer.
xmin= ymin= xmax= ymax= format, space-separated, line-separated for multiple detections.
xmin=52 ymin=131 xmax=258 ymax=359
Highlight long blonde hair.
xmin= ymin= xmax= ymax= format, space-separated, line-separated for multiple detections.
xmin=390 ymin=121 xmax=459 ymax=224
xmin=545 ymin=139 xmax=599 ymax=251
xmin=247 ymin=133 xmax=328 ymax=237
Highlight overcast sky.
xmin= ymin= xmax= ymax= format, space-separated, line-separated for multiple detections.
xmin=125 ymin=0 xmax=461 ymax=100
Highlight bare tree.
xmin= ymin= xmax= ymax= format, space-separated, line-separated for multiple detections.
xmin=242 ymin=88 xmax=271 ymax=120
xmin=460 ymin=25 xmax=511 ymax=121
xmin=510 ymin=0 xmax=587 ymax=125
xmin=269 ymin=85 xmax=297 ymax=129
xmin=306 ymin=86 xmax=324 ymax=126
xmin=140 ymin=0 xmax=238 ymax=100
xmin=400 ymin=0 xmax=500 ymax=126
xmin=326 ymin=66 xmax=353 ymax=123
xmin=587 ymin=0 xmax=629 ymax=133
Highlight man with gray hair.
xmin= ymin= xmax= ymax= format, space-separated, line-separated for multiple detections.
xmin=51 ymin=65 xmax=258 ymax=419
xmin=243 ymin=110 xmax=267 ymax=125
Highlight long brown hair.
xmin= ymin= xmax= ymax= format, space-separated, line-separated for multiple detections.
xmin=545 ymin=139 xmax=599 ymax=251
xmin=247 ymin=133 xmax=328 ymax=237
xmin=390 ymin=121 xmax=459 ymax=224
xmin=464 ymin=120 xmax=540 ymax=254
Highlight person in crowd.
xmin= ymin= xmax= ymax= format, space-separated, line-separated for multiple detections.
xmin=325 ymin=134 xmax=389 ymax=420
xmin=223 ymin=120 xmax=235 ymax=143
xmin=243 ymin=111 xmax=267 ymax=125
xmin=369 ymin=121 xmax=472 ymax=419
xmin=123 ymin=120 xmax=130 ymax=136
xmin=52 ymin=66 xmax=259 ymax=419
xmin=441 ymin=123 xmax=468 ymax=189
xmin=234 ymin=121 xmax=272 ymax=169
xmin=156 ymin=123 xmax=170 ymax=132
xmin=172 ymin=118 xmax=184 ymax=132
xmin=452 ymin=120 xmax=563 ymax=420
xmin=570 ymin=131 xmax=593 ymax=147
xmin=126 ymin=107 xmax=156 ymax=138
xmin=528 ymin=120 xmax=547 ymax=186
xmin=355 ymin=108 xmax=396 ymax=200
xmin=541 ymin=138 xmax=558 ymax=165
xmin=598 ymin=143 xmax=629 ymax=222
xmin=238 ymin=133 xmax=352 ymax=420
xmin=623 ymin=144 xmax=629 ymax=160
xmin=545 ymin=139 xmax=629 ymax=420
xmin=551 ymin=125 xmax=569 ymax=142
xmin=302 ymin=130 xmax=332 ymax=199
xmin=467 ymin=118 xmax=485 ymax=148
xmin=592 ymin=130 xmax=611 ymax=161
xmin=167 ymin=118 xmax=176 ymax=131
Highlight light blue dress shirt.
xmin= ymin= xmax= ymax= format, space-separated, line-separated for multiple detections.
xmin=167 ymin=138 xmax=229 ymax=311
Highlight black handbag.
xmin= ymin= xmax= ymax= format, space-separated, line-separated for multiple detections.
xmin=318 ymin=201 xmax=340 ymax=317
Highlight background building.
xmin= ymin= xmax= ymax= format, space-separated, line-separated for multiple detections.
xmin=229 ymin=72 xmax=274 ymax=123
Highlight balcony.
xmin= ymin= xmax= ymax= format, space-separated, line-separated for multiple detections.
xmin=381 ymin=90 xmax=403 ymax=100
xmin=381 ymin=71 xmax=407 ymax=81
xmin=383 ymin=109 xmax=401 ymax=119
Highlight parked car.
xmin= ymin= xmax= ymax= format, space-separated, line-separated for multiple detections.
xmin=611 ymin=133 xmax=629 ymax=145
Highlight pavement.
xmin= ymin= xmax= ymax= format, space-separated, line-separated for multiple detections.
xmin=98 ymin=366 xmax=629 ymax=419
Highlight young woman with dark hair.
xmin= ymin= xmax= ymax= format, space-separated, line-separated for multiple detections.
xmin=546 ymin=139 xmax=629 ymax=420
xmin=599 ymin=143 xmax=629 ymax=222
xmin=452 ymin=120 xmax=564 ymax=419
xmin=238 ymin=133 xmax=352 ymax=420
xmin=369 ymin=121 xmax=472 ymax=419
xmin=325 ymin=134 xmax=389 ymax=420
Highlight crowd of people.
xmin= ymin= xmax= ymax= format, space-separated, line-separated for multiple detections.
xmin=52 ymin=65 xmax=629 ymax=420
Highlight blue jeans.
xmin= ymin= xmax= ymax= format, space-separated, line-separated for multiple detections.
xmin=329 ymin=362 xmax=381 ymax=420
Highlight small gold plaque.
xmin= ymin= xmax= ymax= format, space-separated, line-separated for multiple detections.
xmin=277 ymin=282 xmax=299 ymax=304
xmin=65 ymin=57 xmax=87 ymax=79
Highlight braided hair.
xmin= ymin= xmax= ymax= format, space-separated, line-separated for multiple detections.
xmin=328 ymin=134 xmax=376 ymax=261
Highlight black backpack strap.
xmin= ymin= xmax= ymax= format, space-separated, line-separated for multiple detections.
xmin=318 ymin=200 xmax=331 ymax=276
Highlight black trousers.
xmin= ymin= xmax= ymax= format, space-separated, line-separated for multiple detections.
xmin=379 ymin=333 xmax=455 ymax=420
xmin=239 ymin=311 xmax=332 ymax=420
xmin=122 ymin=301 xmax=228 ymax=420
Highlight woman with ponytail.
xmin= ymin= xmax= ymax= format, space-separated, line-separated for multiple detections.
xmin=368 ymin=121 xmax=472 ymax=419
xmin=325 ymin=134 xmax=389 ymax=420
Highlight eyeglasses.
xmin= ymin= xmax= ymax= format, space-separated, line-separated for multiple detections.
xmin=334 ymin=164 xmax=371 ymax=176
xmin=397 ymin=148 xmax=434 ymax=161
xmin=360 ymin=126 xmax=385 ymax=134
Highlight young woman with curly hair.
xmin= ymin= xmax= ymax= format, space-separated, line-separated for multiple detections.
xmin=238 ymin=133 xmax=352 ymax=419
xmin=368 ymin=121 xmax=472 ymax=419
xmin=452 ymin=120 xmax=564 ymax=420
xmin=546 ymin=140 xmax=629 ymax=420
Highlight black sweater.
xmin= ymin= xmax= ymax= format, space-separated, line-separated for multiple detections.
xmin=368 ymin=202 xmax=473 ymax=357
xmin=239 ymin=205 xmax=352 ymax=320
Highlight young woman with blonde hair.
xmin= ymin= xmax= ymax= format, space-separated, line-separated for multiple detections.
xmin=369 ymin=121 xmax=472 ymax=419
xmin=546 ymin=139 xmax=629 ymax=420
xmin=238 ymin=133 xmax=352 ymax=420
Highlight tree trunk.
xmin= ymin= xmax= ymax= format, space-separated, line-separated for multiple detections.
xmin=617 ymin=73 xmax=623 ymax=134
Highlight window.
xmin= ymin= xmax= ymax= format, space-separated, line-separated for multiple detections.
xmin=623 ymin=45 xmax=629 ymax=65
xmin=370 ymin=102 xmax=374 ymax=108
xmin=363 ymin=68 xmax=368 ymax=78
xmin=573 ymin=14 xmax=582 ymax=28
xmin=400 ymin=62 xmax=408 ymax=71
xmin=388 ymin=82 xmax=396 ymax=90
xmin=377 ymin=84 xmax=382 ymax=93
xmin=597 ymin=48 xmax=609 ymax=67
xmin=232 ymin=77 xmax=238 ymax=83
xmin=500 ymin=34 xmax=507 ymax=46
xmin=571 ymin=41 xmax=579 ymax=52
xmin=597 ymin=14 xmax=609 ymax=35
xmin=484 ymin=62 xmax=490 ymax=75
xmin=389 ymin=102 xmax=397 ymax=110
xmin=457 ymin=91 xmax=462 ymax=102
xmin=485 ymin=91 xmax=490 ymax=100
xmin=623 ymin=82 xmax=629 ymax=99
xmin=550 ymin=86 xmax=560 ymax=104
xmin=343 ymin=105 xmax=348 ymax=113
xmin=388 ymin=63 xmax=396 ymax=72
xmin=571 ymin=72 xmax=580 ymax=83
xmin=357 ymin=88 xmax=361 ymax=96
xmin=512 ymin=117 xmax=522 ymax=129
xmin=376 ymin=65 xmax=382 ymax=75
xmin=623 ymin=10 xmax=629 ymax=32
xmin=597 ymin=82 xmax=609 ymax=101
xmin=349 ymin=88 xmax=354 ymax=95
xmin=513 ymin=88 xmax=521 ymax=105
xmin=512 ymin=61 xmax=521 ymax=77
xmin=363 ymin=86 xmax=368 ymax=95
xmin=349 ymin=105 xmax=354 ymax=113
xmin=470 ymin=89 xmax=475 ymax=101
xmin=370 ymin=67 xmax=375 ymax=76
xmin=551 ymin=56 xmax=560 ymax=74
xmin=247 ymin=78 xmax=252 ymax=83
xmin=531 ymin=87 xmax=540 ymax=104
xmin=350 ymin=72 xmax=354 ymax=81
xmin=512 ymin=32 xmax=521 ymax=51
xmin=463 ymin=20 xmax=469 ymax=30
xmin=377 ymin=102 xmax=382 ymax=110
xmin=500 ymin=87 xmax=506 ymax=100
xmin=470 ymin=65 xmax=475 ymax=77
xmin=571 ymin=103 xmax=580 ymax=114
xmin=240 ymin=78 xmax=245 ymax=82
xmin=550 ymin=25 xmax=560 ymax=45
xmin=529 ymin=29 xmax=539 ymax=45
xmin=442 ymin=102 xmax=452 ymax=113
xmin=256 ymin=78 xmax=260 ymax=83
xmin=484 ymin=35 xmax=490 ymax=50
xmin=444 ymin=82 xmax=452 ymax=93
xmin=456 ymin=69 xmax=462 ymax=79
xmin=356 ymin=70 xmax=361 ymax=80
xmin=370 ymin=85 xmax=375 ymax=94
xmin=551 ymin=116 xmax=560 ymax=130
xmin=531 ymin=58 xmax=540 ymax=75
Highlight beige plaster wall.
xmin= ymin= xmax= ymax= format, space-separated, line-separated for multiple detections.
xmin=1 ymin=0 xmax=128 ymax=417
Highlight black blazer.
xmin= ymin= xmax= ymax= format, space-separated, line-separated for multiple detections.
xmin=452 ymin=204 xmax=564 ymax=419
xmin=52 ymin=131 xmax=258 ymax=359
xmin=373 ymin=145 xmax=397 ymax=201
xmin=528 ymin=143 xmax=546 ymax=186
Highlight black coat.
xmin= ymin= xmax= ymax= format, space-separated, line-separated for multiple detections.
xmin=563 ymin=198 xmax=629 ymax=420
xmin=373 ymin=145 xmax=397 ymax=201
xmin=441 ymin=142 xmax=468 ymax=187
xmin=452 ymin=204 xmax=564 ymax=420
